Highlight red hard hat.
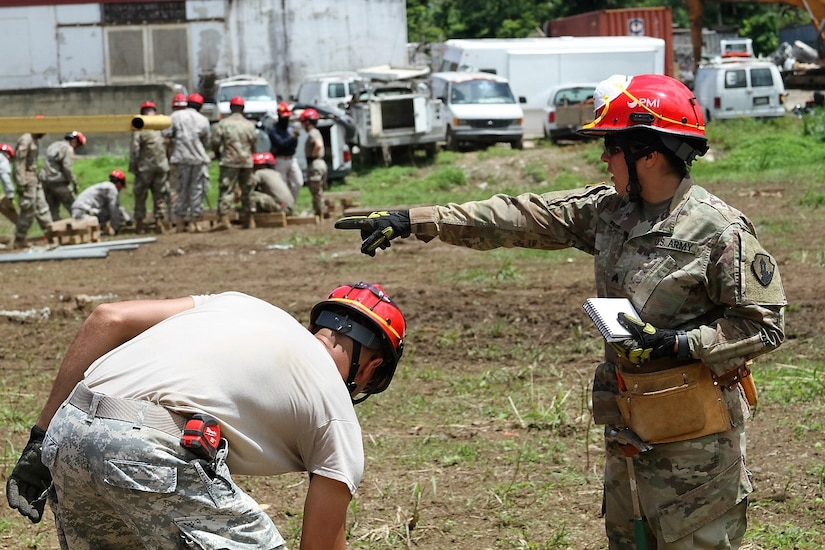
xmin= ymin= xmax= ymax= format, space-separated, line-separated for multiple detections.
xmin=252 ymin=152 xmax=276 ymax=166
xmin=0 ymin=143 xmax=14 ymax=158
xmin=277 ymin=102 xmax=292 ymax=116
xmin=172 ymin=93 xmax=188 ymax=107
xmin=230 ymin=96 xmax=245 ymax=107
xmin=140 ymin=101 xmax=157 ymax=111
xmin=310 ymin=282 xmax=406 ymax=398
xmin=188 ymin=93 xmax=204 ymax=106
xmin=65 ymin=131 xmax=86 ymax=146
xmin=299 ymin=108 xmax=319 ymax=122
xmin=109 ymin=169 xmax=126 ymax=185
xmin=579 ymin=74 xmax=708 ymax=162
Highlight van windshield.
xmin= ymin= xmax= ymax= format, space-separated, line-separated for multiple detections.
xmin=450 ymin=80 xmax=515 ymax=105
xmin=219 ymin=84 xmax=275 ymax=102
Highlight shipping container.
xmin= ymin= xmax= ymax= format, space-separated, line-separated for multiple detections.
xmin=544 ymin=7 xmax=673 ymax=77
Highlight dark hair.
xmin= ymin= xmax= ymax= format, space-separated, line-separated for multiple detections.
xmin=621 ymin=130 xmax=690 ymax=179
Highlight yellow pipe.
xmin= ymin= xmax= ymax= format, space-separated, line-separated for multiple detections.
xmin=0 ymin=114 xmax=171 ymax=134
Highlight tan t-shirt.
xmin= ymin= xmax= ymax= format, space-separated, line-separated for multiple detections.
xmin=84 ymin=292 xmax=364 ymax=493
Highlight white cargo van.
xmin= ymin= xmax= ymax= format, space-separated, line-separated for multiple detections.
xmin=693 ymin=60 xmax=786 ymax=121
xmin=430 ymin=71 xmax=524 ymax=150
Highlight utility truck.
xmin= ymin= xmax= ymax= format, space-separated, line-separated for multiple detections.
xmin=439 ymin=36 xmax=665 ymax=138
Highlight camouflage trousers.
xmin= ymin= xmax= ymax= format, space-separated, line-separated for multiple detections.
xmin=603 ymin=425 xmax=751 ymax=549
xmin=42 ymin=384 xmax=287 ymax=549
xmin=43 ymin=181 xmax=75 ymax=221
xmin=273 ymin=157 xmax=303 ymax=201
xmin=14 ymin=183 xmax=52 ymax=240
xmin=217 ymin=166 xmax=253 ymax=216
xmin=172 ymin=163 xmax=206 ymax=222
xmin=133 ymin=167 xmax=170 ymax=222
xmin=306 ymin=159 xmax=327 ymax=217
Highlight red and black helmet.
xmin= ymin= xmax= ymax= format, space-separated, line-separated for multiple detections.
xmin=277 ymin=102 xmax=292 ymax=117
xmin=187 ymin=93 xmax=204 ymax=106
xmin=0 ymin=143 xmax=14 ymax=158
xmin=140 ymin=101 xmax=157 ymax=115
xmin=109 ymin=169 xmax=126 ymax=185
xmin=229 ymin=96 xmax=245 ymax=107
xmin=310 ymin=282 xmax=406 ymax=401
xmin=65 ymin=131 xmax=86 ymax=146
xmin=252 ymin=152 xmax=276 ymax=167
xmin=579 ymin=74 xmax=708 ymax=163
xmin=299 ymin=107 xmax=320 ymax=123
xmin=172 ymin=93 xmax=188 ymax=108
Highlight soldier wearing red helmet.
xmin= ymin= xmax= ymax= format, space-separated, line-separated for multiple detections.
xmin=300 ymin=108 xmax=327 ymax=218
xmin=131 ymin=101 xmax=171 ymax=232
xmin=209 ymin=95 xmax=257 ymax=229
xmin=187 ymin=93 xmax=204 ymax=111
xmin=70 ymin=169 xmax=131 ymax=233
xmin=163 ymin=91 xmax=211 ymax=232
xmin=336 ymin=74 xmax=786 ymax=547
xmin=266 ymin=101 xmax=303 ymax=201
xmin=249 ymin=151 xmax=295 ymax=215
xmin=7 ymin=282 xmax=406 ymax=549
xmin=38 ymin=130 xmax=86 ymax=220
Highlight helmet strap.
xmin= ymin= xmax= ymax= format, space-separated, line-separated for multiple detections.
xmin=346 ymin=340 xmax=367 ymax=404
xmin=621 ymin=140 xmax=656 ymax=203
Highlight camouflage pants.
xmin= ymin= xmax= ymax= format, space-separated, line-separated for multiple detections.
xmin=43 ymin=181 xmax=76 ymax=221
xmin=306 ymin=159 xmax=327 ymax=217
xmin=273 ymin=157 xmax=303 ymax=201
xmin=14 ymin=182 xmax=52 ymax=240
xmin=133 ymin=167 xmax=170 ymax=222
xmin=249 ymin=190 xmax=286 ymax=214
xmin=603 ymin=425 xmax=751 ymax=548
xmin=42 ymin=385 xmax=287 ymax=549
xmin=172 ymin=163 xmax=206 ymax=222
xmin=217 ymin=166 xmax=253 ymax=215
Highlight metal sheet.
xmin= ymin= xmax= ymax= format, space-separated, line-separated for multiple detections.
xmin=0 ymin=248 xmax=109 ymax=263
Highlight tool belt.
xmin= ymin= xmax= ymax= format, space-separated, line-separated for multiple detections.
xmin=615 ymin=362 xmax=734 ymax=444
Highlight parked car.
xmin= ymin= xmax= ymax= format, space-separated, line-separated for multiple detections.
xmin=693 ymin=60 xmax=786 ymax=121
xmin=542 ymin=82 xmax=597 ymax=141
xmin=430 ymin=71 xmax=523 ymax=150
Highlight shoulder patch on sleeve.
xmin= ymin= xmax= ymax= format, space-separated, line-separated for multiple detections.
xmin=751 ymin=253 xmax=776 ymax=287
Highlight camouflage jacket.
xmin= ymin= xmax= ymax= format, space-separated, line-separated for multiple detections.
xmin=210 ymin=113 xmax=257 ymax=168
xmin=39 ymin=140 xmax=76 ymax=185
xmin=409 ymin=178 xmax=786 ymax=377
xmin=13 ymin=133 xmax=40 ymax=187
xmin=129 ymin=129 xmax=170 ymax=174
xmin=163 ymin=108 xmax=211 ymax=165
xmin=253 ymin=168 xmax=295 ymax=212
xmin=72 ymin=181 xmax=124 ymax=232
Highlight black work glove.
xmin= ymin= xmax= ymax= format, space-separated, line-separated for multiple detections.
xmin=6 ymin=426 xmax=52 ymax=523
xmin=334 ymin=210 xmax=411 ymax=257
xmin=611 ymin=313 xmax=688 ymax=365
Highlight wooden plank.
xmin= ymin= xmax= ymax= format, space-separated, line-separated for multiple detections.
xmin=241 ymin=212 xmax=287 ymax=228
xmin=286 ymin=215 xmax=320 ymax=226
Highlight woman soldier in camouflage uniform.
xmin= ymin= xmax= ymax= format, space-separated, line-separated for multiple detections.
xmin=336 ymin=74 xmax=786 ymax=549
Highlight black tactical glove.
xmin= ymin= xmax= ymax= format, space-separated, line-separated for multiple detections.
xmin=611 ymin=313 xmax=689 ymax=365
xmin=6 ymin=425 xmax=52 ymax=523
xmin=334 ymin=210 xmax=411 ymax=257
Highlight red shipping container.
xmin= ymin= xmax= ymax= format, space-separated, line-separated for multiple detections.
xmin=544 ymin=7 xmax=674 ymax=77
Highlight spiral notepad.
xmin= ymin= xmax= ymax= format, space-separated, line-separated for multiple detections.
xmin=582 ymin=298 xmax=641 ymax=343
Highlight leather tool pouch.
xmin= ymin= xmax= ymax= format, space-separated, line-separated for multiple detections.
xmin=616 ymin=363 xmax=732 ymax=444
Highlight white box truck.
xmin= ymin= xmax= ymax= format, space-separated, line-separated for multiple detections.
xmin=439 ymin=36 xmax=666 ymax=138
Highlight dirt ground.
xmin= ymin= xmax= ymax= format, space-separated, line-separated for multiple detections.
xmin=1 ymin=143 xmax=823 ymax=549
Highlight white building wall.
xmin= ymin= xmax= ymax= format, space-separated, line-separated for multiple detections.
xmin=0 ymin=0 xmax=407 ymax=95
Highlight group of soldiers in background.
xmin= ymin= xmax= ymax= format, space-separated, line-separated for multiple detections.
xmin=2 ymin=93 xmax=327 ymax=247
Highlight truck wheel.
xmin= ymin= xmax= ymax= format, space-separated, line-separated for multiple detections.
xmin=445 ymin=128 xmax=459 ymax=151
xmin=511 ymin=138 xmax=524 ymax=150
xmin=425 ymin=142 xmax=438 ymax=158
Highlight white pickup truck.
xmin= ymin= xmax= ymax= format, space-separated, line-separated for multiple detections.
xmin=200 ymin=75 xmax=280 ymax=122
